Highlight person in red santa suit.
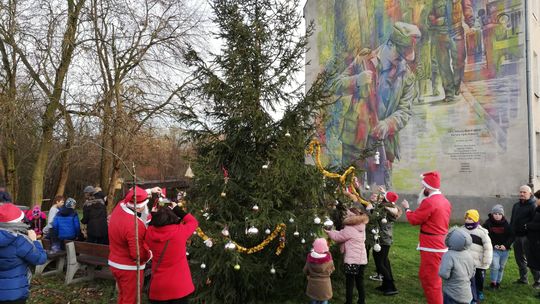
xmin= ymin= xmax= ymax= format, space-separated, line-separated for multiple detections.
xmin=400 ymin=171 xmax=452 ymax=304
xmin=108 ymin=186 xmax=153 ymax=304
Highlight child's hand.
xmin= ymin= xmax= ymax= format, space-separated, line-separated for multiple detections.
xmin=27 ymin=230 xmax=37 ymax=241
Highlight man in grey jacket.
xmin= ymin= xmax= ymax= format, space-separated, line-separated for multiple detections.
xmin=439 ymin=227 xmax=475 ymax=304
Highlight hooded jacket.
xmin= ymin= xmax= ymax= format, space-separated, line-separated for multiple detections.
xmin=326 ymin=211 xmax=369 ymax=265
xmin=0 ymin=227 xmax=47 ymax=301
xmin=52 ymin=207 xmax=80 ymax=240
xmin=144 ymin=206 xmax=198 ymax=301
xmin=482 ymin=214 xmax=513 ymax=250
xmin=463 ymin=224 xmax=492 ymax=269
xmin=82 ymin=198 xmax=108 ymax=239
xmin=438 ymin=227 xmax=475 ymax=304
xmin=303 ymin=252 xmax=334 ymax=301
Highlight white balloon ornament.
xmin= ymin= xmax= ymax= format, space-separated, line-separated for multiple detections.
xmin=252 ymin=204 xmax=259 ymax=211
xmin=381 ymin=218 xmax=388 ymax=224
xmin=225 ymin=241 xmax=236 ymax=251
xmin=373 ymin=243 xmax=382 ymax=252
xmin=313 ymin=216 xmax=321 ymax=224
xmin=301 ymin=238 xmax=306 ymax=244
xmin=200 ymin=263 xmax=206 ymax=269
xmin=247 ymin=226 xmax=259 ymax=235
xmin=265 ymin=228 xmax=271 ymax=234
xmin=221 ymin=227 xmax=230 ymax=237
xmin=270 ymin=266 xmax=276 ymax=274
xmin=293 ymin=231 xmax=300 ymax=237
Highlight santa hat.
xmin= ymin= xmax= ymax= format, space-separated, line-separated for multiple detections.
xmin=124 ymin=186 xmax=150 ymax=208
xmin=384 ymin=191 xmax=399 ymax=204
xmin=0 ymin=203 xmax=25 ymax=223
xmin=421 ymin=171 xmax=440 ymax=191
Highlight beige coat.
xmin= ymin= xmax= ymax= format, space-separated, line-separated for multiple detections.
xmin=303 ymin=253 xmax=335 ymax=301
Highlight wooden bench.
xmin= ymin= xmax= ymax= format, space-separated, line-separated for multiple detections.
xmin=35 ymin=239 xmax=66 ymax=277
xmin=65 ymin=241 xmax=113 ymax=285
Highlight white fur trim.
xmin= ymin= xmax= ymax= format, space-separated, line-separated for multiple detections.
xmin=108 ymin=260 xmax=146 ymax=270
xmin=8 ymin=211 xmax=24 ymax=223
xmin=124 ymin=198 xmax=149 ymax=209
xmin=416 ymin=244 xmax=448 ymax=252
xmin=120 ymin=203 xmax=148 ymax=225
xmin=310 ymin=251 xmax=328 ymax=259
xmin=421 ymin=180 xmax=439 ymax=191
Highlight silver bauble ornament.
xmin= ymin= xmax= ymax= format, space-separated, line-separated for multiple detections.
xmin=323 ymin=218 xmax=334 ymax=229
xmin=381 ymin=218 xmax=388 ymax=224
xmin=270 ymin=267 xmax=276 ymax=274
xmin=373 ymin=243 xmax=382 ymax=252
xmin=313 ymin=216 xmax=321 ymax=224
xmin=252 ymin=204 xmax=259 ymax=211
xmin=265 ymin=228 xmax=271 ymax=234
xmin=301 ymin=238 xmax=306 ymax=244
xmin=293 ymin=231 xmax=300 ymax=237
xmin=200 ymin=263 xmax=206 ymax=269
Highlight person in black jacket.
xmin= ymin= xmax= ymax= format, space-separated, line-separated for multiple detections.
xmin=510 ymin=185 xmax=539 ymax=286
xmin=81 ymin=186 xmax=108 ymax=244
xmin=526 ymin=190 xmax=540 ymax=298
xmin=483 ymin=204 xmax=513 ymax=289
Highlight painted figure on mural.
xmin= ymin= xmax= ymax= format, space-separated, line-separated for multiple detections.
xmin=328 ymin=22 xmax=419 ymax=189
xmin=429 ymin=0 xmax=474 ymax=102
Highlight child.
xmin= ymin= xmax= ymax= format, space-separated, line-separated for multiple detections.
xmin=44 ymin=195 xmax=64 ymax=236
xmin=439 ymin=227 xmax=476 ymax=304
xmin=464 ymin=209 xmax=493 ymax=303
xmin=51 ymin=198 xmax=81 ymax=252
xmin=325 ymin=207 xmax=369 ymax=304
xmin=0 ymin=203 xmax=47 ymax=302
xmin=303 ymin=238 xmax=335 ymax=304
xmin=25 ymin=205 xmax=47 ymax=239
xmin=482 ymin=204 xmax=513 ymax=290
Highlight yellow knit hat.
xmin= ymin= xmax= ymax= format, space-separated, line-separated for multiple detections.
xmin=465 ymin=209 xmax=480 ymax=222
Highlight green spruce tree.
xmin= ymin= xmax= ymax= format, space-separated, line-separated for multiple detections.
xmin=180 ymin=0 xmax=337 ymax=303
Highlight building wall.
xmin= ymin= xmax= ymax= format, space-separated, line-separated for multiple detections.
xmin=529 ymin=0 xmax=540 ymax=191
xmin=305 ymin=0 xmax=532 ymax=219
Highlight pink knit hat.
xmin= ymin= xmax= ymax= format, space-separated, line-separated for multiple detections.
xmin=312 ymin=238 xmax=329 ymax=254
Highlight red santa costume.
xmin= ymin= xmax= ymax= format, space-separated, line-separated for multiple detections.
xmin=108 ymin=186 xmax=153 ymax=304
xmin=405 ymin=171 xmax=451 ymax=304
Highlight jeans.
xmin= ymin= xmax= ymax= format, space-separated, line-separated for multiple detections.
xmin=309 ymin=301 xmax=328 ymax=304
xmin=443 ymin=292 xmax=468 ymax=304
xmin=490 ymin=249 xmax=510 ymax=283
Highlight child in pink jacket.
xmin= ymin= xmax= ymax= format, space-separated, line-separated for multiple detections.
xmin=325 ymin=207 xmax=369 ymax=304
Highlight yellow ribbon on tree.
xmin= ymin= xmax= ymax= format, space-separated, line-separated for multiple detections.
xmin=196 ymin=223 xmax=286 ymax=255
xmin=307 ymin=140 xmax=370 ymax=206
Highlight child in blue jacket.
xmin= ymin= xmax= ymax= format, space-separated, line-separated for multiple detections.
xmin=0 ymin=203 xmax=47 ymax=303
xmin=51 ymin=198 xmax=81 ymax=251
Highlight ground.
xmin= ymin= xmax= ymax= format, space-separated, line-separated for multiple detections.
xmin=28 ymin=223 xmax=540 ymax=303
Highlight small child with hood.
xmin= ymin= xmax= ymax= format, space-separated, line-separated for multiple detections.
xmin=25 ymin=205 xmax=47 ymax=239
xmin=304 ymin=238 xmax=335 ymax=304
xmin=439 ymin=227 xmax=476 ymax=304
xmin=51 ymin=198 xmax=81 ymax=252
xmin=482 ymin=204 xmax=513 ymax=289
xmin=464 ymin=209 xmax=493 ymax=303
xmin=325 ymin=207 xmax=369 ymax=304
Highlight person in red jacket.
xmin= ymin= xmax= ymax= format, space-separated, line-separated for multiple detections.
xmin=145 ymin=199 xmax=198 ymax=303
xmin=108 ymin=186 xmax=153 ymax=304
xmin=401 ymin=171 xmax=452 ymax=304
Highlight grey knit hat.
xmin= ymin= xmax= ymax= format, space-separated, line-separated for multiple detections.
xmin=491 ymin=204 xmax=504 ymax=215
xmin=83 ymin=185 xmax=95 ymax=194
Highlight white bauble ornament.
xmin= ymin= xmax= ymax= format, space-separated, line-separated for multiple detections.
xmin=204 ymin=238 xmax=213 ymax=248
xmin=247 ymin=226 xmax=259 ymax=235
xmin=313 ymin=216 xmax=321 ymax=224
xmin=301 ymin=238 xmax=306 ymax=244
xmin=221 ymin=192 xmax=226 ymax=197
xmin=270 ymin=267 xmax=276 ymax=274
xmin=186 ymin=251 xmax=190 ymax=256
xmin=200 ymin=263 xmax=206 ymax=269
xmin=323 ymin=218 xmax=334 ymax=229
xmin=285 ymin=130 xmax=291 ymax=137
xmin=381 ymin=218 xmax=388 ymax=224
xmin=262 ymin=164 xmax=269 ymax=169
xmin=221 ymin=228 xmax=230 ymax=237
xmin=365 ymin=184 xmax=370 ymax=190
xmin=252 ymin=204 xmax=259 ymax=211
xmin=293 ymin=231 xmax=300 ymax=237
xmin=371 ymin=229 xmax=378 ymax=234
xmin=289 ymin=217 xmax=295 ymax=223
xmin=265 ymin=228 xmax=271 ymax=234
xmin=225 ymin=241 xmax=236 ymax=250
xmin=373 ymin=243 xmax=382 ymax=252
xmin=234 ymin=264 xmax=241 ymax=270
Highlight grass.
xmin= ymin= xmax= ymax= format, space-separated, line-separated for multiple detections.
xmin=28 ymin=223 xmax=540 ymax=303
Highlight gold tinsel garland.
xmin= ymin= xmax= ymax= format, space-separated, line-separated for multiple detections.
xmin=196 ymin=223 xmax=287 ymax=255
xmin=307 ymin=140 xmax=370 ymax=206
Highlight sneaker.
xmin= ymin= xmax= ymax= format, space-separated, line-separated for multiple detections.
xmin=478 ymin=291 xmax=484 ymax=300
xmin=384 ymin=290 xmax=398 ymax=296
xmin=369 ymin=274 xmax=383 ymax=281
xmin=533 ymin=282 xmax=540 ymax=289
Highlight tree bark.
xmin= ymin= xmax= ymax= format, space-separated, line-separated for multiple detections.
xmin=55 ymin=111 xmax=75 ymax=197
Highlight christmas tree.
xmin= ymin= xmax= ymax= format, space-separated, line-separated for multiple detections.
xmin=180 ymin=0 xmax=337 ymax=302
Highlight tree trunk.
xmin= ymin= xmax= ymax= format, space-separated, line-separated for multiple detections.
xmin=106 ymin=161 xmax=120 ymax=213
xmin=55 ymin=112 xmax=75 ymax=197
xmin=31 ymin=124 xmax=54 ymax=205
xmin=100 ymin=103 xmax=113 ymax=193
xmin=5 ymin=143 xmax=17 ymax=202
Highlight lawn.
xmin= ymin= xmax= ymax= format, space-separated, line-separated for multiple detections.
xmin=28 ymin=223 xmax=540 ymax=303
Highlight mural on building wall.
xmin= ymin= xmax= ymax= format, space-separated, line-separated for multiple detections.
xmin=315 ymin=0 xmax=525 ymax=192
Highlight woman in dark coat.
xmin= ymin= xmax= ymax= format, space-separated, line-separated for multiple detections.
xmin=82 ymin=193 xmax=108 ymax=244
xmin=526 ymin=190 xmax=540 ymax=298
